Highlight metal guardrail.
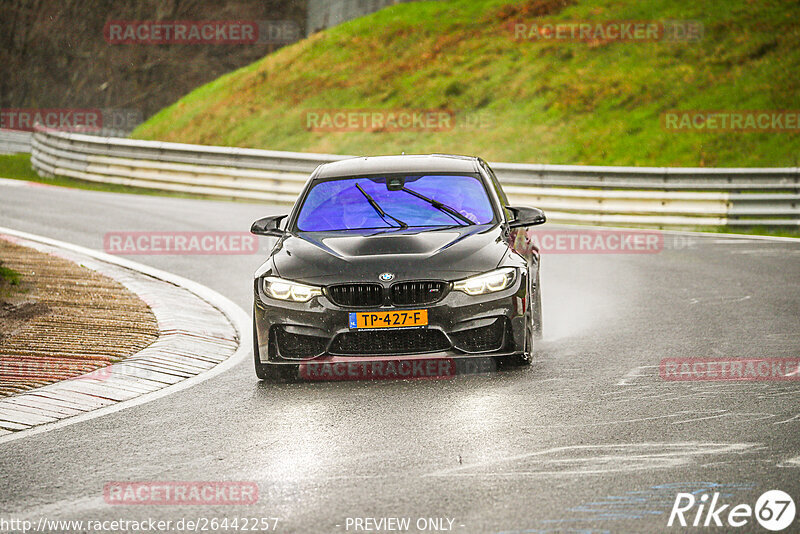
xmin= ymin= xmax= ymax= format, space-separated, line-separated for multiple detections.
xmin=1 ymin=128 xmax=133 ymax=155
xmin=29 ymin=127 xmax=800 ymax=228
xmin=0 ymin=129 xmax=32 ymax=154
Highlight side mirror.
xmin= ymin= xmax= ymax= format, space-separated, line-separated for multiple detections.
xmin=506 ymin=206 xmax=546 ymax=228
xmin=251 ymin=215 xmax=288 ymax=236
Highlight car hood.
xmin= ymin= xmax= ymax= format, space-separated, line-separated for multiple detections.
xmin=256 ymin=224 xmax=508 ymax=284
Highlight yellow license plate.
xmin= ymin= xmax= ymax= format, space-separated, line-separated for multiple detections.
xmin=349 ymin=310 xmax=428 ymax=329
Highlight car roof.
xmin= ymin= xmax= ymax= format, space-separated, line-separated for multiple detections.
xmin=313 ymin=154 xmax=481 ymax=178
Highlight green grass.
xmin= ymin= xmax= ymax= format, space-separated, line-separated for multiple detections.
xmin=0 ymin=264 xmax=21 ymax=286
xmin=132 ymin=0 xmax=800 ymax=167
xmin=695 ymin=225 xmax=800 ymax=239
xmin=566 ymin=222 xmax=800 ymax=238
xmin=0 ymin=263 xmax=23 ymax=299
xmin=0 ymin=153 xmax=39 ymax=181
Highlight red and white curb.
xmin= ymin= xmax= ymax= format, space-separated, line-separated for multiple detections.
xmin=0 ymin=226 xmax=250 ymax=444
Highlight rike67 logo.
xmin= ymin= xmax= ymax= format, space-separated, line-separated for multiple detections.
xmin=668 ymin=490 xmax=796 ymax=531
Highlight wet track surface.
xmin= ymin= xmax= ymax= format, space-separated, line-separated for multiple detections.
xmin=1 ymin=182 xmax=799 ymax=533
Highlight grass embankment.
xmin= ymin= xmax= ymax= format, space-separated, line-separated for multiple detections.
xmin=132 ymin=0 xmax=800 ymax=167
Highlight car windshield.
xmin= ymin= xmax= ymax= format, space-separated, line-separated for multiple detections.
xmin=295 ymin=174 xmax=495 ymax=231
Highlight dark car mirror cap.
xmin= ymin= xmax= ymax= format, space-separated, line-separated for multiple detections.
xmin=251 ymin=214 xmax=288 ymax=236
xmin=506 ymin=206 xmax=546 ymax=228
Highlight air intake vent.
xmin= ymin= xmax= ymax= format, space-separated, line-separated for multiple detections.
xmin=272 ymin=327 xmax=327 ymax=358
xmin=450 ymin=318 xmax=507 ymax=353
xmin=329 ymin=329 xmax=451 ymax=355
xmin=391 ymin=281 xmax=447 ymax=306
xmin=326 ymin=284 xmax=383 ymax=307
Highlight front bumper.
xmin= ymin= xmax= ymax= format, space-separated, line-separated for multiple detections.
xmin=253 ymin=273 xmax=530 ymax=365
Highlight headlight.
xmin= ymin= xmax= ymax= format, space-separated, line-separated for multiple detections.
xmin=453 ymin=267 xmax=517 ymax=296
xmin=262 ymin=276 xmax=322 ymax=302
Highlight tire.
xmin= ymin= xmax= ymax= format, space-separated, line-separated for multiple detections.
xmin=499 ymin=352 xmax=531 ymax=369
xmin=254 ymin=352 xmax=284 ymax=380
xmin=532 ymin=273 xmax=543 ymax=341
xmin=502 ymin=270 xmax=536 ymax=369
xmin=523 ymin=268 xmax=540 ymax=360
xmin=253 ymin=318 xmax=291 ymax=381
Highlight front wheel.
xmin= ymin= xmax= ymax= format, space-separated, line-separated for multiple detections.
xmin=253 ymin=319 xmax=293 ymax=381
xmin=499 ymin=345 xmax=532 ymax=369
xmin=254 ymin=352 xmax=284 ymax=380
xmin=522 ymin=268 xmax=540 ymax=362
xmin=532 ymin=277 xmax=543 ymax=340
xmin=502 ymin=271 xmax=536 ymax=368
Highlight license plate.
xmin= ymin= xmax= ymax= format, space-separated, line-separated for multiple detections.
xmin=349 ymin=310 xmax=428 ymax=330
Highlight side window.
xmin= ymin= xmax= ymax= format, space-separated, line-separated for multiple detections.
xmin=479 ymin=159 xmax=512 ymax=220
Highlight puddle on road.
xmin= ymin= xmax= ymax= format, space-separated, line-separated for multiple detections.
xmin=426 ymin=442 xmax=760 ymax=478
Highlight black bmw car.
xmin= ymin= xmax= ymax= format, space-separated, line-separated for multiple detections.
xmin=251 ymin=154 xmax=546 ymax=380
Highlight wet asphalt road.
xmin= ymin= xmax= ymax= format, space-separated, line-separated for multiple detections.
xmin=0 ymin=181 xmax=799 ymax=533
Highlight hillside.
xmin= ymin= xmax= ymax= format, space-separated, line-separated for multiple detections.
xmin=132 ymin=0 xmax=800 ymax=167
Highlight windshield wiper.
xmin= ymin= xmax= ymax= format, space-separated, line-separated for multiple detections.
xmin=355 ymin=183 xmax=408 ymax=228
xmin=399 ymin=186 xmax=475 ymax=225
